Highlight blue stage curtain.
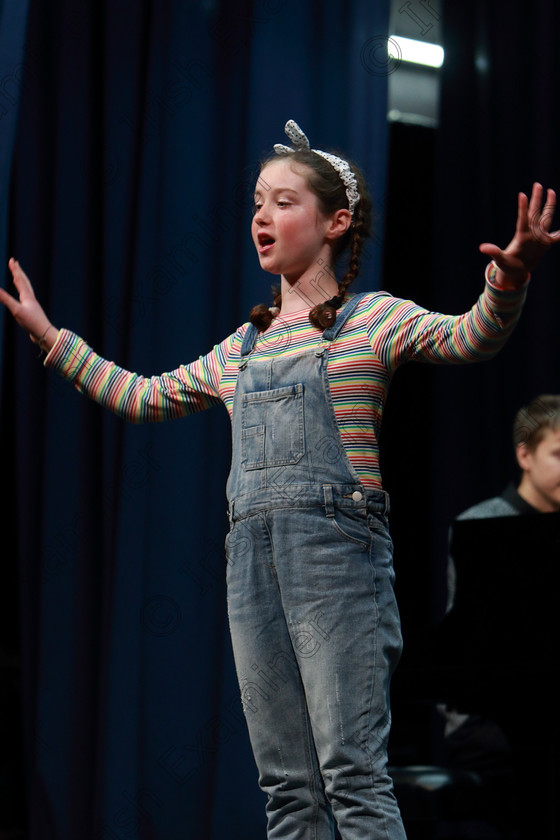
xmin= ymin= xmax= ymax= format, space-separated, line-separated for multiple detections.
xmin=0 ymin=1 xmax=390 ymax=837
xmin=0 ymin=0 xmax=30 ymax=380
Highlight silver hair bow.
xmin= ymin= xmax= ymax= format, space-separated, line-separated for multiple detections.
xmin=273 ymin=120 xmax=361 ymax=217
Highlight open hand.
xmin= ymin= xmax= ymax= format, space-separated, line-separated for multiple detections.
xmin=479 ymin=183 xmax=560 ymax=288
xmin=0 ymin=259 xmax=57 ymax=350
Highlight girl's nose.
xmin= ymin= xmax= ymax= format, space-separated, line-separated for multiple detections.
xmin=253 ymin=203 xmax=270 ymax=225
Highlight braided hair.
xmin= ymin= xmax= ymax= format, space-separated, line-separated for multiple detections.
xmin=250 ymin=149 xmax=372 ymax=332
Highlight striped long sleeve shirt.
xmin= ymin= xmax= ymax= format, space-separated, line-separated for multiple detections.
xmin=45 ymin=269 xmax=527 ymax=489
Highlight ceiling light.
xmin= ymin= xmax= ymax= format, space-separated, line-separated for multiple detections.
xmin=388 ymin=35 xmax=444 ymax=69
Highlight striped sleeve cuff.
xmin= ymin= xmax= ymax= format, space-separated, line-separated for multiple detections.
xmin=44 ymin=328 xmax=94 ymax=381
xmin=484 ymin=262 xmax=529 ymax=320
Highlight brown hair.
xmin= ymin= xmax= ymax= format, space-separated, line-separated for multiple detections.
xmin=249 ymin=149 xmax=372 ymax=331
xmin=513 ymin=394 xmax=560 ymax=450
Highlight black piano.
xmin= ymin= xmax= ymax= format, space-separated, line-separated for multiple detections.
xmin=391 ymin=511 xmax=560 ymax=839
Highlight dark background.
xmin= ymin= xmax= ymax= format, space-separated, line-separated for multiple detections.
xmin=1 ymin=1 xmax=559 ymax=838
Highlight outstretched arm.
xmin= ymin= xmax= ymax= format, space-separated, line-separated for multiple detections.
xmin=0 ymin=258 xmax=58 ymax=351
xmin=479 ymin=183 xmax=560 ymax=290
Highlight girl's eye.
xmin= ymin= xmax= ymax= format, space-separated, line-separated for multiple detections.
xmin=252 ymin=200 xmax=291 ymax=214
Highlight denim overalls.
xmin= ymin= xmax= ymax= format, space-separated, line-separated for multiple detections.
xmin=226 ymin=295 xmax=406 ymax=840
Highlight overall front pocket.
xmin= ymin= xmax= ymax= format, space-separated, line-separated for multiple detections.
xmin=241 ymin=384 xmax=304 ymax=469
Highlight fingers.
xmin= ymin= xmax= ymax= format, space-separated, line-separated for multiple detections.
xmin=544 ymin=187 xmax=556 ymax=210
xmin=8 ymin=258 xmax=34 ymax=297
xmin=3 ymin=259 xmax=58 ymax=348
xmin=527 ymin=182 xmax=543 ymax=223
xmin=0 ymin=259 xmax=20 ymax=313
xmin=2 ymin=258 xmax=36 ymax=317
xmin=527 ymin=184 xmax=558 ymax=239
xmin=538 ymin=188 xmax=557 ymax=234
xmin=540 ymin=189 xmax=560 ymax=239
xmin=478 ymin=242 xmax=501 ymax=259
xmin=481 ymin=184 xmax=559 ymax=282
xmin=8 ymin=257 xmax=21 ymax=281
xmin=511 ymin=184 xmax=559 ymax=246
xmin=2 ymin=258 xmax=45 ymax=331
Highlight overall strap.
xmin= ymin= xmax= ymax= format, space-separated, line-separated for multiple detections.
xmin=240 ymin=323 xmax=259 ymax=357
xmin=322 ymin=293 xmax=368 ymax=342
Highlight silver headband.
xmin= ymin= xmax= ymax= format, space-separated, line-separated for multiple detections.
xmin=273 ymin=120 xmax=361 ymax=216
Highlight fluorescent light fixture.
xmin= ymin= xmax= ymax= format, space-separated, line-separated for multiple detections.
xmin=388 ymin=35 xmax=444 ymax=68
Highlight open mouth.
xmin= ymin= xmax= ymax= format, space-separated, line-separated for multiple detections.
xmin=257 ymin=233 xmax=275 ymax=254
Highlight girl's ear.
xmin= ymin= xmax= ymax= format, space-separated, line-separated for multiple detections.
xmin=325 ymin=208 xmax=352 ymax=241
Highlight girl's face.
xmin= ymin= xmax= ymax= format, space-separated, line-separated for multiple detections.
xmin=251 ymin=158 xmax=335 ymax=280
